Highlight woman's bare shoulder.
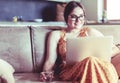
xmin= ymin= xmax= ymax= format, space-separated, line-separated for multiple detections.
xmin=87 ymin=27 xmax=104 ymax=36
xmin=50 ymin=30 xmax=61 ymax=36
xmin=49 ymin=30 xmax=62 ymax=40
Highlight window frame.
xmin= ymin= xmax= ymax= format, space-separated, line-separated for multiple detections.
xmin=105 ymin=0 xmax=120 ymax=21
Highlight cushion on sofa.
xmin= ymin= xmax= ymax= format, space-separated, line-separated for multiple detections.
xmin=31 ymin=26 xmax=64 ymax=72
xmin=0 ymin=27 xmax=33 ymax=73
xmin=31 ymin=27 xmax=52 ymax=72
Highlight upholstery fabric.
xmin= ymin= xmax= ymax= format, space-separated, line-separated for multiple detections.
xmin=0 ymin=27 xmax=33 ymax=72
xmin=0 ymin=25 xmax=120 ymax=83
xmin=31 ymin=27 xmax=52 ymax=72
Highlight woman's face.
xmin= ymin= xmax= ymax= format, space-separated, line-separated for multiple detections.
xmin=67 ymin=7 xmax=85 ymax=30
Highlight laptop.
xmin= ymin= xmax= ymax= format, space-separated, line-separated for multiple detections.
xmin=66 ymin=36 xmax=113 ymax=64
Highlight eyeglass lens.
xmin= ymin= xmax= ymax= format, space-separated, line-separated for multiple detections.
xmin=70 ymin=14 xmax=84 ymax=21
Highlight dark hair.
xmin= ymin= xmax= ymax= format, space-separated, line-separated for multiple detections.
xmin=64 ymin=1 xmax=86 ymax=23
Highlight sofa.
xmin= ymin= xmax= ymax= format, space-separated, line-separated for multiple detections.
xmin=0 ymin=24 xmax=120 ymax=83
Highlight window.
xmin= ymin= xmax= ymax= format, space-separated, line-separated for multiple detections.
xmin=107 ymin=0 xmax=120 ymax=20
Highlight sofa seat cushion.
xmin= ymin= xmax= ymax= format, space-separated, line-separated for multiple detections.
xmin=14 ymin=73 xmax=40 ymax=83
xmin=14 ymin=73 xmax=71 ymax=83
xmin=14 ymin=73 xmax=120 ymax=83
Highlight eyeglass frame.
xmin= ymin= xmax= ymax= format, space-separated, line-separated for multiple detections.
xmin=68 ymin=14 xmax=85 ymax=21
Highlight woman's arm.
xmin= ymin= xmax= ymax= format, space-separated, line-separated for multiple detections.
xmin=88 ymin=28 xmax=120 ymax=57
xmin=87 ymin=28 xmax=104 ymax=37
xmin=43 ymin=31 xmax=61 ymax=71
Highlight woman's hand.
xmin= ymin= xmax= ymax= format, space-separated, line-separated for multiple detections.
xmin=40 ymin=72 xmax=47 ymax=81
xmin=40 ymin=71 xmax=54 ymax=82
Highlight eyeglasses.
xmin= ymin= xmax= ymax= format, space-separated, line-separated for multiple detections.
xmin=69 ymin=14 xmax=85 ymax=21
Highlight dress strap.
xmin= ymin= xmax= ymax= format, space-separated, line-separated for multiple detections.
xmin=79 ymin=27 xmax=88 ymax=37
xmin=60 ymin=29 xmax=66 ymax=39
xmin=58 ymin=29 xmax=66 ymax=60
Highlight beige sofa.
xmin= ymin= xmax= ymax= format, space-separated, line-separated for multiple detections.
xmin=87 ymin=25 xmax=120 ymax=77
xmin=0 ymin=24 xmax=120 ymax=83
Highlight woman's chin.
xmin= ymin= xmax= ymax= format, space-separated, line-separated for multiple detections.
xmin=75 ymin=24 xmax=83 ymax=29
xmin=75 ymin=26 xmax=82 ymax=29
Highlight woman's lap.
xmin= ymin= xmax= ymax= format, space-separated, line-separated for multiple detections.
xmin=59 ymin=56 xmax=118 ymax=83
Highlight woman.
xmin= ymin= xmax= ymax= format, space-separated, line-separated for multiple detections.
xmin=40 ymin=1 xmax=119 ymax=83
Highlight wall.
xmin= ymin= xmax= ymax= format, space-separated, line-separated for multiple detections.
xmin=0 ymin=0 xmax=56 ymax=21
xmin=0 ymin=0 xmax=104 ymax=22
xmin=81 ymin=0 xmax=103 ymax=22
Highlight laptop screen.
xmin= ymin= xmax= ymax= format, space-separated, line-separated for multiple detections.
xmin=66 ymin=36 xmax=113 ymax=64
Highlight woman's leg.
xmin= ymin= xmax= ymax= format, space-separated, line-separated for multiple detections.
xmin=59 ymin=56 xmax=118 ymax=83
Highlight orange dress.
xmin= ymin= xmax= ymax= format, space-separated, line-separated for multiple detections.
xmin=54 ymin=27 xmax=118 ymax=83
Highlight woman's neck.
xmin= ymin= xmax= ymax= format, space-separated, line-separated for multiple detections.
xmin=66 ymin=27 xmax=82 ymax=34
xmin=65 ymin=28 xmax=83 ymax=38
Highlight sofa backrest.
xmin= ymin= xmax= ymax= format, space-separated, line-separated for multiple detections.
xmin=0 ymin=25 xmax=63 ymax=73
xmin=0 ymin=26 xmax=33 ymax=73
xmin=86 ymin=25 xmax=120 ymax=44
xmin=31 ymin=25 xmax=120 ymax=72
xmin=0 ymin=25 xmax=120 ymax=73
xmin=30 ymin=26 xmax=62 ymax=72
